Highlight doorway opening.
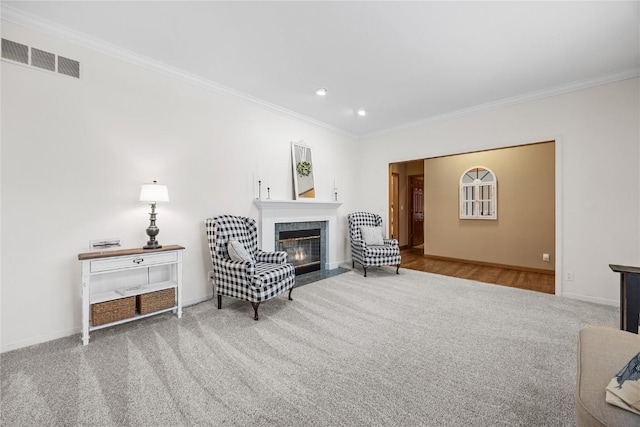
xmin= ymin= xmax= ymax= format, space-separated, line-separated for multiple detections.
xmin=389 ymin=160 xmax=424 ymax=249
xmin=388 ymin=140 xmax=556 ymax=295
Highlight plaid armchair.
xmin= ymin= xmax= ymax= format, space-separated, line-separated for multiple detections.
xmin=205 ymin=215 xmax=295 ymax=320
xmin=348 ymin=212 xmax=401 ymax=277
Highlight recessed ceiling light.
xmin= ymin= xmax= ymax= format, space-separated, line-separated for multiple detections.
xmin=357 ymin=109 xmax=367 ymax=117
xmin=315 ymin=88 xmax=327 ymax=96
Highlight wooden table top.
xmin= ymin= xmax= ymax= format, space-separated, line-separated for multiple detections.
xmin=78 ymin=245 xmax=185 ymax=260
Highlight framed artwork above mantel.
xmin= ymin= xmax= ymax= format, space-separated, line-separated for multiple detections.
xmin=291 ymin=141 xmax=315 ymax=199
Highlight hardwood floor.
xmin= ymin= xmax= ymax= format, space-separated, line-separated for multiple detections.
xmin=401 ymin=247 xmax=555 ymax=294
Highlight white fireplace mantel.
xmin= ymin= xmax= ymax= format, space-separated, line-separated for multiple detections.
xmin=254 ymin=199 xmax=342 ymax=270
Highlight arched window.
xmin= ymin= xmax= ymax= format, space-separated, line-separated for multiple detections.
xmin=460 ymin=166 xmax=497 ymax=220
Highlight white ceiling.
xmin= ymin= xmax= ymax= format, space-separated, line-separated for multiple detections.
xmin=3 ymin=1 xmax=639 ymax=137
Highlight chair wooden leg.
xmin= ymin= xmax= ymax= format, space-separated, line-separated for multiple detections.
xmin=288 ymin=288 xmax=293 ymax=301
xmin=217 ymin=295 xmax=222 ymax=309
xmin=396 ymin=264 xmax=400 ymax=274
xmin=251 ymin=302 xmax=260 ymax=320
xmin=353 ymin=260 xmax=366 ymax=277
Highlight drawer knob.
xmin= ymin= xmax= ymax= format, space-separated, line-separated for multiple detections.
xmin=133 ymin=257 xmax=144 ymax=264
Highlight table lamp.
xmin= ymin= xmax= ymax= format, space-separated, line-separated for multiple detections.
xmin=139 ymin=180 xmax=169 ymax=249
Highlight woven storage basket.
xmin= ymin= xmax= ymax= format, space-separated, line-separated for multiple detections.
xmin=91 ymin=296 xmax=136 ymax=326
xmin=137 ymin=288 xmax=175 ymax=315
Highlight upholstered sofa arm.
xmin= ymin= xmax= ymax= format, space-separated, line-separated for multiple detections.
xmin=255 ymin=250 xmax=288 ymax=264
xmin=213 ymin=257 xmax=255 ymax=278
xmin=384 ymin=238 xmax=399 ymax=247
xmin=355 ymin=238 xmax=398 ymax=248
xmin=352 ymin=238 xmax=367 ymax=249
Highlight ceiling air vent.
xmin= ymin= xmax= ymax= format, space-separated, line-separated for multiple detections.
xmin=58 ymin=56 xmax=80 ymax=78
xmin=1 ymin=39 xmax=28 ymax=64
xmin=31 ymin=48 xmax=56 ymax=71
xmin=1 ymin=38 xmax=80 ymax=79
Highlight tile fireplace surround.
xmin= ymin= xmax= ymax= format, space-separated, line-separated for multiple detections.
xmin=254 ymin=200 xmax=342 ymax=270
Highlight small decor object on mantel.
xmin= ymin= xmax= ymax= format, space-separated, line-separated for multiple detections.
xmin=296 ymin=160 xmax=312 ymax=177
xmin=291 ymin=141 xmax=315 ymax=199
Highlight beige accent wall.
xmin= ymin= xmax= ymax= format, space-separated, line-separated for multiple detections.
xmin=424 ymin=141 xmax=555 ymax=271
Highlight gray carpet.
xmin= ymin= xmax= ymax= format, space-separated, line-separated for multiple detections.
xmin=1 ymin=268 xmax=618 ymax=426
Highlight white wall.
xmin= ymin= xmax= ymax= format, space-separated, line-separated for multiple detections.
xmin=357 ymin=77 xmax=640 ymax=306
xmin=0 ymin=21 xmax=357 ymax=352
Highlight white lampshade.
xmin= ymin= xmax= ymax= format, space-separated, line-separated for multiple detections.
xmin=139 ymin=181 xmax=169 ymax=203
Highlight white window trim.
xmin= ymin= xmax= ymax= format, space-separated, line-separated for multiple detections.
xmin=459 ymin=166 xmax=497 ymax=220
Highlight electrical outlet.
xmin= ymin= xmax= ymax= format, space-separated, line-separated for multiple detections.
xmin=542 ymin=253 xmax=550 ymax=262
xmin=565 ymin=271 xmax=574 ymax=281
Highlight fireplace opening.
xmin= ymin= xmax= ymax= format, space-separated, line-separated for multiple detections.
xmin=278 ymin=228 xmax=321 ymax=275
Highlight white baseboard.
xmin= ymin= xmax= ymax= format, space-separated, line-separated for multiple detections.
xmin=327 ymin=261 xmax=347 ymax=270
xmin=183 ymin=294 xmax=214 ymax=307
xmin=561 ymin=292 xmax=618 ymax=307
xmin=1 ymin=326 xmax=81 ymax=353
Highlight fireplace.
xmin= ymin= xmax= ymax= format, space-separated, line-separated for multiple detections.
xmin=278 ymin=228 xmax=321 ymax=275
xmin=275 ymin=220 xmax=327 ymax=275
xmin=254 ymin=199 xmax=342 ymax=271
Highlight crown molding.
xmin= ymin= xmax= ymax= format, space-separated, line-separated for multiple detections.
xmin=0 ymin=4 xmax=356 ymax=139
xmin=361 ymin=68 xmax=640 ymax=140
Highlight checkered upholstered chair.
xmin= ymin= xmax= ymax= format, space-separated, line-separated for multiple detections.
xmin=205 ymin=215 xmax=295 ymax=320
xmin=348 ymin=212 xmax=401 ymax=277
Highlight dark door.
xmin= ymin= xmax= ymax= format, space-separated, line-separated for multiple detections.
xmin=409 ymin=175 xmax=424 ymax=247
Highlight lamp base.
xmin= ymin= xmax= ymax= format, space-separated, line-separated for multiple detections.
xmin=143 ymin=241 xmax=162 ymax=250
xmin=144 ymin=203 xmax=162 ymax=249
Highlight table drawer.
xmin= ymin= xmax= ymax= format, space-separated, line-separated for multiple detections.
xmin=90 ymin=251 xmax=178 ymax=273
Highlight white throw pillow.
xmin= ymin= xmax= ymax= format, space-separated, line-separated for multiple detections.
xmin=227 ymin=239 xmax=254 ymax=263
xmin=360 ymin=226 xmax=384 ymax=246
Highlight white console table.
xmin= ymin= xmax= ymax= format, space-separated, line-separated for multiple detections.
xmin=78 ymin=245 xmax=184 ymax=345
